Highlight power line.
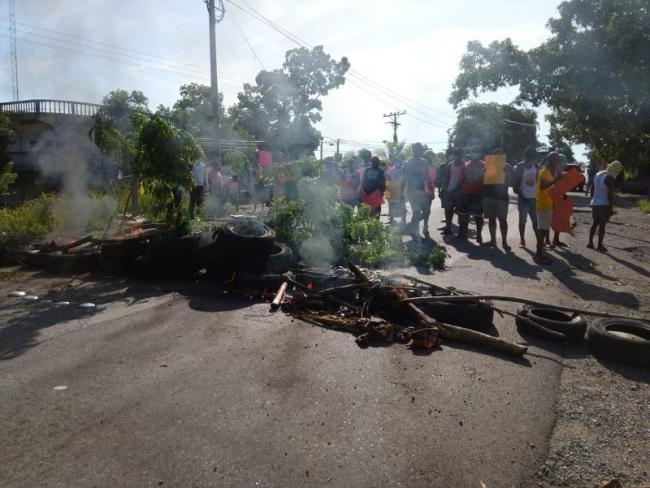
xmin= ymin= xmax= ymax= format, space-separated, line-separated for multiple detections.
xmin=229 ymin=8 xmax=265 ymax=70
xmin=224 ymin=0 xmax=456 ymax=123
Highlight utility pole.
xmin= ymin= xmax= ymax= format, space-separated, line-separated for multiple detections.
xmin=9 ymin=0 xmax=19 ymax=101
xmin=384 ymin=111 xmax=406 ymax=144
xmin=320 ymin=137 xmax=324 ymax=162
xmin=206 ymin=0 xmax=225 ymax=149
xmin=336 ymin=138 xmax=341 ymax=162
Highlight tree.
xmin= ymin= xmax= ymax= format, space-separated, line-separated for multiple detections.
xmin=230 ymin=46 xmax=350 ymax=161
xmin=169 ymin=83 xmax=226 ymax=139
xmin=0 ymin=112 xmax=17 ymax=195
xmin=449 ymin=103 xmax=539 ymax=161
xmin=374 ymin=140 xmax=407 ymax=162
xmin=449 ymin=0 xmax=650 ymax=172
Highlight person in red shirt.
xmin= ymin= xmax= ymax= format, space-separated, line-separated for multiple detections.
xmin=457 ymin=145 xmax=485 ymax=242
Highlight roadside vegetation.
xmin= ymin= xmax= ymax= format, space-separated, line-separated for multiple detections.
xmin=638 ymin=200 xmax=650 ymax=214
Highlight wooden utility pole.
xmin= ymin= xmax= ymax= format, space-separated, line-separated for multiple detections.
xmin=384 ymin=111 xmax=406 ymax=143
xmin=206 ymin=0 xmax=225 ymax=154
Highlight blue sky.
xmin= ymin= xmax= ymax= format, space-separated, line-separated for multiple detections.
xmin=0 ymin=0 xmax=575 ymax=157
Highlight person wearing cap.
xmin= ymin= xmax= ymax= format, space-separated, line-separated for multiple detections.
xmin=534 ymin=152 xmax=563 ymax=265
xmin=512 ymin=147 xmax=539 ymax=248
xmin=588 ymin=160 xmax=622 ymax=252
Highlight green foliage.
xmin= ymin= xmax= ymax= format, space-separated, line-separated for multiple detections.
xmin=272 ymin=156 xmax=322 ymax=182
xmin=223 ymin=150 xmax=251 ymax=178
xmin=638 ymin=200 xmax=650 ymax=214
xmin=0 ymin=195 xmax=55 ymax=253
xmin=230 ymin=46 xmax=350 ymax=161
xmin=267 ymin=183 xmax=405 ymax=268
xmin=449 ymin=0 xmax=650 ymax=171
xmin=407 ymin=245 xmax=448 ymax=270
xmin=0 ymin=111 xmax=17 ymax=164
xmin=135 ymin=114 xmax=204 ymax=225
xmin=449 ymin=102 xmax=539 ymax=161
xmin=0 ymin=162 xmax=17 ymax=195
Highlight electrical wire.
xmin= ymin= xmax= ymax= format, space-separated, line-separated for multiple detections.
xmin=228 ymin=9 xmax=265 ymax=70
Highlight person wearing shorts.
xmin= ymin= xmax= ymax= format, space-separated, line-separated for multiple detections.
xmin=588 ymin=160 xmax=622 ymax=252
xmin=483 ymin=163 xmax=512 ymax=251
xmin=512 ymin=147 xmax=539 ymax=247
xmin=534 ymin=152 xmax=563 ymax=265
xmin=440 ymin=148 xmax=464 ymax=236
xmin=457 ymin=146 xmax=485 ymax=242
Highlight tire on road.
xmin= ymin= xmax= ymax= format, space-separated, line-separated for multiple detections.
xmin=419 ymin=297 xmax=494 ymax=331
xmin=234 ymin=271 xmax=285 ymax=292
xmin=218 ymin=220 xmax=276 ymax=273
xmin=516 ymin=305 xmax=587 ymax=342
xmin=586 ymin=318 xmax=650 ymax=369
xmin=265 ymin=242 xmax=293 ymax=274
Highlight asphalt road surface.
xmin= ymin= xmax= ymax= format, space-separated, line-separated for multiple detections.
xmin=1 ymin=195 xmax=579 ymax=488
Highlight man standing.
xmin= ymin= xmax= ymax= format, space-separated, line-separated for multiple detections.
xmin=422 ymin=150 xmax=438 ymax=238
xmin=404 ymin=143 xmax=430 ymax=240
xmin=440 ymin=148 xmax=465 ymax=236
xmin=340 ymin=159 xmax=361 ymax=207
xmin=588 ymin=160 xmax=623 ymax=252
xmin=457 ymin=145 xmax=485 ymax=242
xmin=360 ymin=156 xmax=386 ymax=218
xmin=512 ymin=147 xmax=539 ymax=248
xmin=190 ymin=159 xmax=208 ymax=219
xmin=585 ymin=156 xmax=598 ymax=196
xmin=482 ymin=150 xmax=512 ymax=251
xmin=534 ymin=152 xmax=563 ymax=265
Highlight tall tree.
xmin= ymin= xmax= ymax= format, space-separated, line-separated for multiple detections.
xmin=449 ymin=103 xmax=539 ymax=161
xmin=230 ymin=46 xmax=350 ymax=161
xmin=449 ymin=0 xmax=650 ymax=172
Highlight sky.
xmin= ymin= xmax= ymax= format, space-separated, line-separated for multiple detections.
xmin=0 ymin=0 xmax=576 ymax=158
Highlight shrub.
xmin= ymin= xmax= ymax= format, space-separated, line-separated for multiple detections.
xmin=0 ymin=195 xmax=55 ymax=253
xmin=638 ymin=200 xmax=650 ymax=214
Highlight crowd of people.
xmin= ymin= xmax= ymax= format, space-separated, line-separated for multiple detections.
xmin=322 ymin=144 xmax=623 ymax=266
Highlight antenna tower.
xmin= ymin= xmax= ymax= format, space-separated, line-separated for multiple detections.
xmin=9 ymin=0 xmax=19 ymax=100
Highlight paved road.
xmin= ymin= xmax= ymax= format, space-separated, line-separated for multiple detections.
xmin=1 ymin=196 xmax=569 ymax=488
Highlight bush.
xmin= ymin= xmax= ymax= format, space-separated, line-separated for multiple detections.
xmin=638 ymin=200 xmax=650 ymax=214
xmin=0 ymin=195 xmax=55 ymax=253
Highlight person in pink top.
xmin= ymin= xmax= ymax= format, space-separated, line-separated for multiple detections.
xmin=422 ymin=150 xmax=438 ymax=238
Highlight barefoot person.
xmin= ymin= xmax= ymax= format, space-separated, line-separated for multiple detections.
xmin=440 ymin=148 xmax=465 ymax=236
xmin=482 ymin=150 xmax=512 ymax=251
xmin=534 ymin=152 xmax=563 ymax=265
xmin=588 ymin=160 xmax=623 ymax=252
xmin=457 ymin=145 xmax=485 ymax=242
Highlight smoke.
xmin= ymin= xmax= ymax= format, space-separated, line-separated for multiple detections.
xmin=299 ymin=236 xmax=335 ymax=268
xmin=35 ymin=119 xmax=117 ymax=236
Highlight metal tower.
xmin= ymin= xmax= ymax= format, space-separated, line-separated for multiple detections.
xmin=9 ymin=0 xmax=19 ymax=100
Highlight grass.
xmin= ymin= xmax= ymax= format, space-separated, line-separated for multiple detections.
xmin=0 ymin=195 xmax=55 ymax=253
xmin=638 ymin=200 xmax=650 ymax=214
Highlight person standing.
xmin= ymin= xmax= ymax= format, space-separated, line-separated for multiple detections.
xmin=512 ymin=147 xmax=539 ymax=248
xmin=588 ymin=160 xmax=623 ymax=252
xmin=457 ymin=146 xmax=485 ymax=242
xmin=208 ymin=161 xmax=224 ymax=208
xmin=422 ymin=150 xmax=438 ymax=238
xmin=534 ymin=152 xmax=563 ymax=265
xmin=360 ymin=156 xmax=386 ymax=218
xmin=440 ymin=148 xmax=465 ymax=236
xmin=386 ymin=154 xmax=407 ymax=226
xmin=340 ymin=159 xmax=361 ymax=207
xmin=404 ymin=143 xmax=430 ymax=240
xmin=482 ymin=150 xmax=512 ymax=251
xmin=585 ymin=157 xmax=598 ymax=196
xmin=189 ymin=159 xmax=208 ymax=219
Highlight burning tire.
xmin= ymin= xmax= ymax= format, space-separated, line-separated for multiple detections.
xmin=419 ymin=298 xmax=494 ymax=331
xmin=47 ymin=251 xmax=99 ymax=274
xmin=265 ymin=242 xmax=293 ymax=274
xmin=515 ymin=305 xmax=586 ymax=342
xmin=218 ymin=220 xmax=276 ymax=272
xmin=586 ymin=319 xmax=650 ymax=369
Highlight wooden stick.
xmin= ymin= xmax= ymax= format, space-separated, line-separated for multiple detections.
xmin=348 ymin=262 xmax=370 ymax=282
xmin=284 ymin=275 xmax=361 ymax=313
xmin=320 ymin=282 xmax=369 ymax=295
xmin=270 ymin=282 xmax=288 ymax=312
xmin=407 ymin=303 xmax=528 ymax=357
xmin=491 ymin=305 xmax=568 ymax=342
xmin=400 ymin=294 xmax=647 ymax=321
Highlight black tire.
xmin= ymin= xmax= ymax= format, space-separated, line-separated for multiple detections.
xmin=19 ymin=250 xmax=50 ymax=269
xmin=265 ymin=242 xmax=293 ymax=274
xmin=586 ymin=318 xmax=650 ymax=369
xmin=516 ymin=305 xmax=587 ymax=342
xmin=101 ymin=240 xmax=148 ymax=260
xmin=419 ymin=297 xmax=494 ymax=331
xmin=219 ymin=220 xmax=275 ymax=254
xmin=47 ymin=251 xmax=99 ymax=274
xmin=148 ymin=233 xmax=201 ymax=261
xmin=99 ymin=257 xmax=132 ymax=276
xmin=234 ymin=271 xmax=285 ymax=292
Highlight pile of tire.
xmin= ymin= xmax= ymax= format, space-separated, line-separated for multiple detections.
xmin=135 ymin=232 xmax=202 ymax=279
xmin=213 ymin=219 xmax=294 ymax=290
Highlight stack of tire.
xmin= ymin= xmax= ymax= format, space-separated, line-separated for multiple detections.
xmin=135 ymin=232 xmax=202 ymax=279
xmin=215 ymin=219 xmax=293 ymax=290
xmin=515 ymin=305 xmax=650 ymax=369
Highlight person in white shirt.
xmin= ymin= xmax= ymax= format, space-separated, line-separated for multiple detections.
xmin=190 ymin=160 xmax=208 ymax=218
xmin=512 ymin=147 xmax=540 ymax=248
xmin=588 ymin=160 xmax=622 ymax=252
